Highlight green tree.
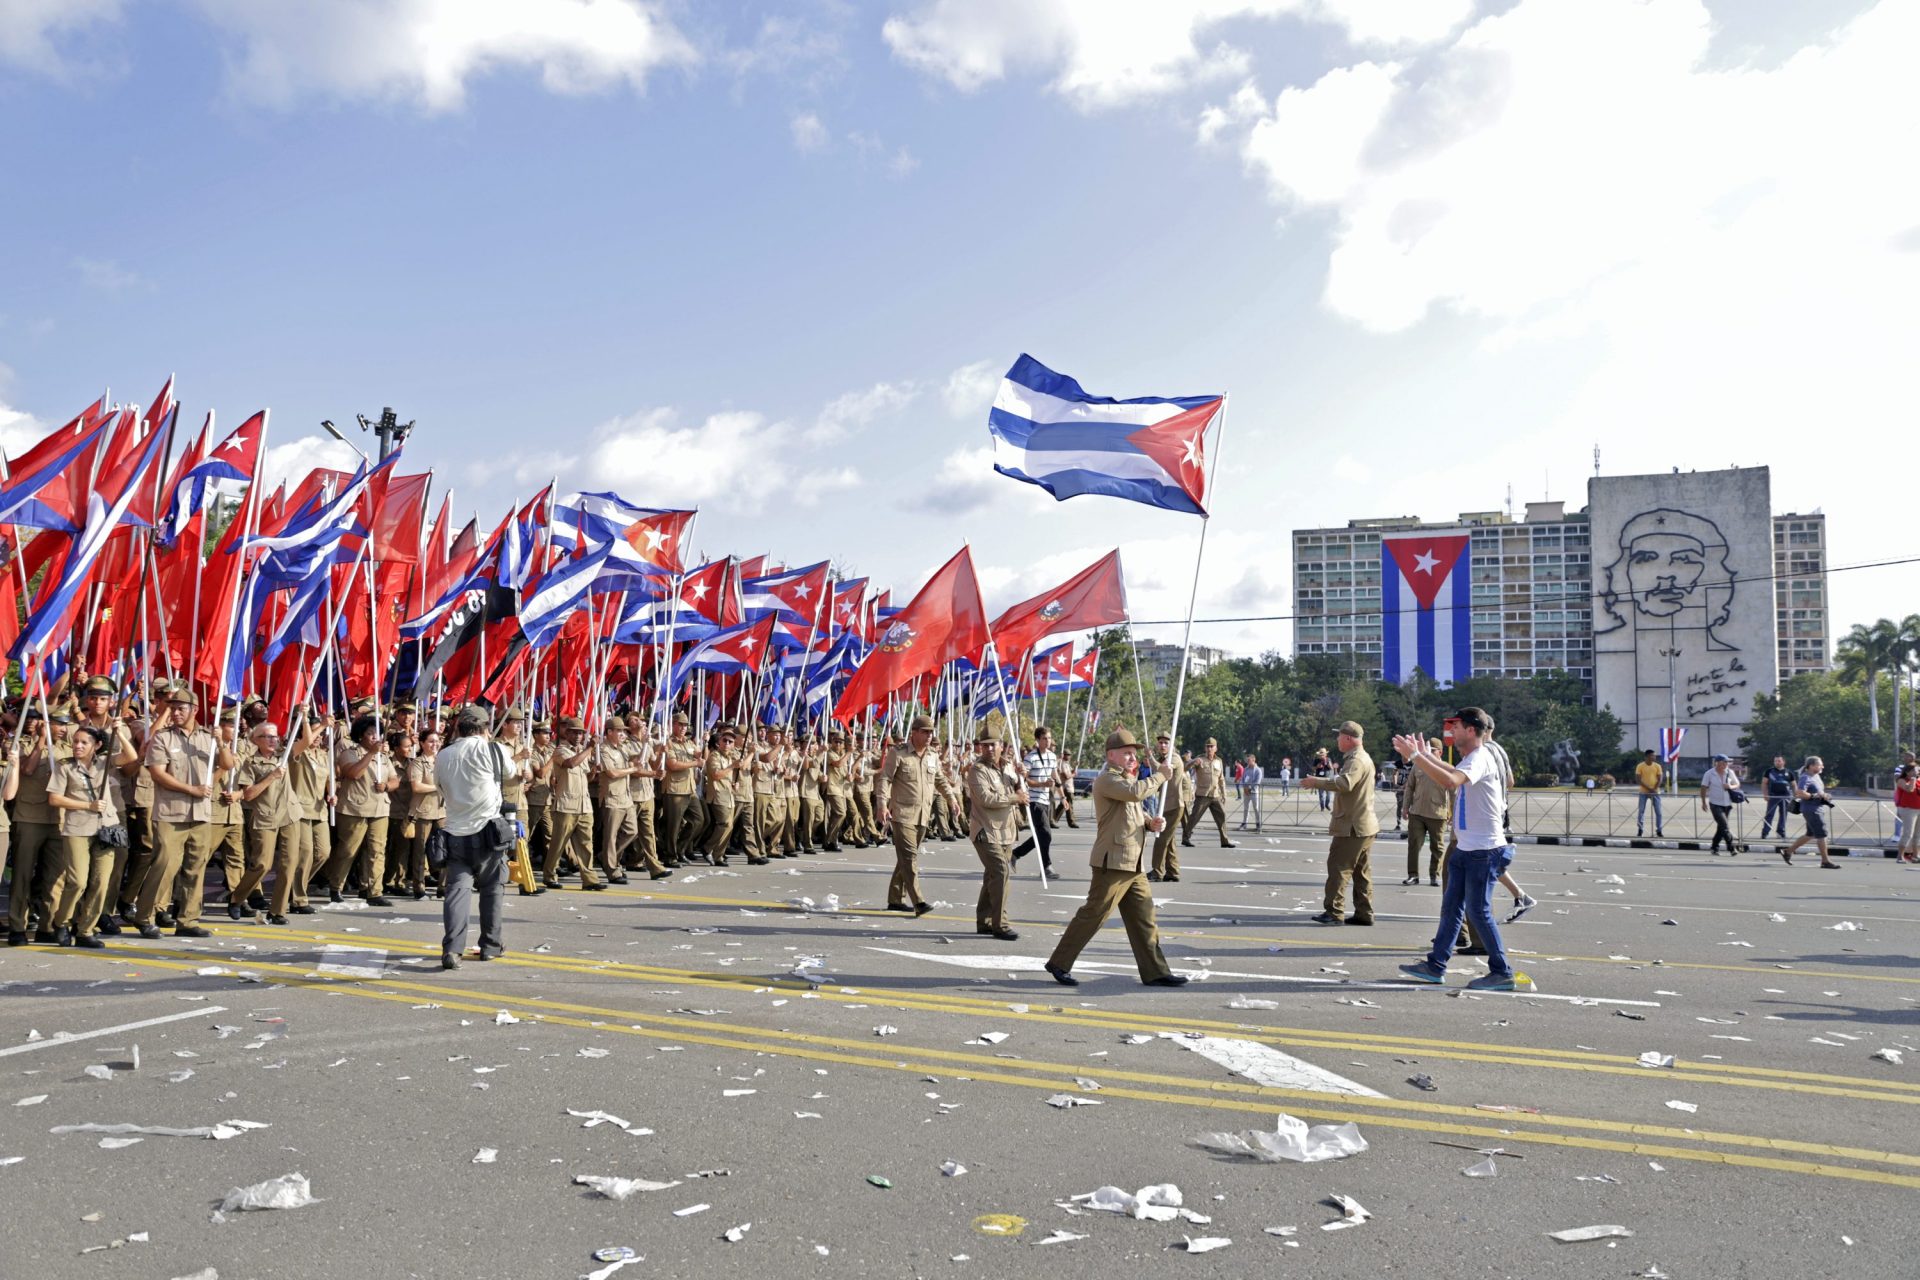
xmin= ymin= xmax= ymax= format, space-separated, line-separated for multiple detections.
xmin=1835 ymin=618 xmax=1902 ymax=733
xmin=1740 ymin=672 xmax=1882 ymax=786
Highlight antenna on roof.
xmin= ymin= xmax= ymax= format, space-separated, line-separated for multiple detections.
xmin=1593 ymin=444 xmax=1601 ymax=477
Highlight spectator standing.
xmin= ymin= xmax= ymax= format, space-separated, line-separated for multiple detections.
xmin=1700 ymin=754 xmax=1744 ymax=854
xmin=1278 ymin=757 xmax=1294 ymax=796
xmin=1301 ymin=722 xmax=1377 ymax=926
xmin=1236 ymin=754 xmax=1264 ymax=831
xmin=433 ymin=707 xmax=520 ymax=969
xmin=1781 ymin=756 xmax=1839 ymax=869
xmin=1011 ymin=727 xmax=1061 ymax=878
xmin=1634 ymin=749 xmax=1665 ymax=837
xmin=1895 ymin=763 xmax=1920 ymax=864
xmin=1759 ymin=755 xmax=1793 ymax=839
xmin=1310 ymin=748 xmax=1334 ymax=811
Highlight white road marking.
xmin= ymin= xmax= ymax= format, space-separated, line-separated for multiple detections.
xmin=861 ymin=948 xmax=1661 ymax=1006
xmin=0 ymin=1005 xmax=228 ymax=1059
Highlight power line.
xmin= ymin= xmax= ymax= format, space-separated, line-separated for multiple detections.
xmin=1122 ymin=553 xmax=1919 ymax=629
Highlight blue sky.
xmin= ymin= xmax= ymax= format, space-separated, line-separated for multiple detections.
xmin=2 ymin=0 xmax=1914 ymax=660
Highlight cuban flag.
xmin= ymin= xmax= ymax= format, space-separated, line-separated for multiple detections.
xmin=1658 ymin=726 xmax=1686 ymax=763
xmin=1380 ymin=531 xmax=1472 ymax=686
xmin=665 ymin=614 xmax=776 ymax=700
xmin=988 ymin=355 xmax=1220 ymax=516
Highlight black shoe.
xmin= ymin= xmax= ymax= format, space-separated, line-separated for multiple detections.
xmin=33 ymin=930 xmax=56 ymax=944
xmin=747 ymin=858 xmax=769 ymax=866
xmin=914 ymin=903 xmax=934 ymax=916
xmin=266 ymin=914 xmax=289 ymax=926
xmin=1429 ymin=876 xmax=1440 ymax=886
xmin=412 ymin=886 xmax=428 ymax=900
xmin=542 ymin=879 xmax=563 ymax=889
xmin=582 ymin=882 xmax=607 ymax=892
xmin=1161 ymin=874 xmax=1179 ymax=882
xmin=977 ymin=927 xmax=1020 ymax=941
xmin=75 ymin=934 xmax=105 ymax=949
xmin=1310 ymin=912 xmax=1342 ymax=925
xmin=247 ymin=891 xmax=268 ymax=910
xmin=1044 ymin=963 xmax=1079 ymax=987
xmin=608 ymin=875 xmax=630 ymax=885
xmin=1221 ymin=840 xmax=1236 ymax=848
xmin=1457 ymin=944 xmax=1488 ymax=956
xmin=156 ymin=910 xmax=176 ymax=928
xmin=1145 ymin=973 xmax=1190 ymax=987
xmin=1345 ymin=916 xmax=1374 ymax=926
xmin=53 ymin=926 xmax=72 ymax=946
xmin=291 ymin=904 xmax=317 ymax=914
xmin=887 ymin=903 xmax=913 ymax=913
xmin=228 ymin=903 xmax=246 ymax=921
xmin=174 ymin=925 xmax=212 ymax=938
xmin=1402 ymin=876 xmax=1419 ymax=886
xmin=97 ymin=918 xmax=122 ymax=936
xmin=328 ymin=887 xmax=343 ymax=904
xmin=1146 ymin=871 xmax=1161 ymax=882
xmin=363 ymin=895 xmax=393 ymax=907
xmin=1180 ymin=840 xmax=1194 ymax=848
xmin=824 ymin=844 xmax=842 ymax=852
xmin=441 ymin=955 xmax=461 ymax=970
xmin=650 ymin=869 xmax=673 ymax=880
xmin=138 ymin=924 xmax=163 ymax=940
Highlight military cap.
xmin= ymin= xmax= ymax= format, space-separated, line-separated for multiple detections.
xmin=909 ymin=714 xmax=935 ymax=732
xmin=672 ymin=711 xmax=691 ymax=725
xmin=557 ymin=714 xmax=584 ymax=731
xmin=1103 ymin=727 xmax=1145 ymax=752
xmin=531 ymin=720 xmax=552 ymax=733
xmin=973 ymin=729 xmax=999 ymax=744
xmin=217 ymin=707 xmax=239 ymax=725
xmin=1205 ymin=736 xmax=1218 ymax=747
xmin=49 ymin=710 xmax=75 ymax=726
xmin=828 ymin=732 xmax=845 ymax=743
xmin=1338 ymin=720 xmax=1365 ymax=739
xmin=1156 ymin=731 xmax=1172 ymax=743
xmin=81 ymin=676 xmax=117 ymax=696
xmin=455 ymin=706 xmax=490 ymax=731
xmin=501 ymin=708 xmax=526 ymax=724
xmin=715 ymin=722 xmax=739 ymax=738
xmin=167 ymin=688 xmax=199 ymax=706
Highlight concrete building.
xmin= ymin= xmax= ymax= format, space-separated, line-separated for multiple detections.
xmin=1774 ymin=512 xmax=1830 ymax=678
xmin=1131 ymin=638 xmax=1226 ymax=688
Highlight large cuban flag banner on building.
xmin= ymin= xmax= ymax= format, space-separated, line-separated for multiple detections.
xmin=1381 ymin=530 xmax=1472 ymax=685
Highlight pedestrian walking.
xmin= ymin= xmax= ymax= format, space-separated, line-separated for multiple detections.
xmin=1310 ymin=748 xmax=1333 ymax=811
xmin=1235 ymin=754 xmax=1264 ymax=830
xmin=1782 ymin=756 xmax=1840 ymax=869
xmin=1759 ymin=755 xmax=1793 ymax=839
xmin=1401 ymin=736 xmax=1451 ymax=885
xmin=1700 ymin=754 xmax=1744 ymax=854
xmin=1011 ymin=726 xmax=1061 ymax=876
xmin=433 ymin=706 xmax=520 ymax=969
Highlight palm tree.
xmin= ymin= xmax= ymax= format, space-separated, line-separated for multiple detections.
xmin=1897 ymin=615 xmax=1920 ymax=747
xmin=1836 ymin=618 xmax=1903 ymax=733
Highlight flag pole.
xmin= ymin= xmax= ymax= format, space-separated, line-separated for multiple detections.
xmin=973 ymin=557 xmax=1046 ymax=890
xmin=1158 ymin=396 xmax=1228 ymax=810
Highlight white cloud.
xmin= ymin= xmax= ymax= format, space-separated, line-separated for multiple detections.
xmin=261 ymin=433 xmax=363 ymax=488
xmin=584 ymin=405 xmax=860 ymax=514
xmin=940 ymin=359 xmax=999 ymax=418
xmin=809 ymin=380 xmax=918 ymax=444
xmin=0 ymin=0 xmax=121 ymax=78
xmin=73 ymin=256 xmax=148 ymax=293
xmin=0 ymin=398 xmax=45 ymax=456
xmin=882 ymin=0 xmax=1470 ymax=110
xmin=1241 ymin=60 xmax=1398 ymax=205
xmin=790 ymin=110 xmax=829 ymax=151
xmin=189 ymin=0 xmax=697 ymax=112
xmin=918 ymin=445 xmax=1001 ymax=514
xmin=1330 ymin=453 xmax=1371 ymax=484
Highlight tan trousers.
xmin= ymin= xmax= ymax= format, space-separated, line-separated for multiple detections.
xmin=1047 ymin=866 xmax=1172 ymax=981
xmin=629 ymin=802 xmax=661 ymax=871
xmin=6 ymin=822 xmax=53 ymax=932
xmin=1325 ymin=834 xmax=1375 ymax=920
xmin=324 ymin=815 xmax=389 ymax=899
xmin=703 ymin=801 xmax=736 ymax=865
xmin=661 ymin=793 xmax=700 ymax=864
xmin=1182 ymin=795 xmax=1230 ymax=845
xmin=598 ymin=804 xmax=639 ymax=875
xmin=213 ymin=822 xmax=245 ymax=900
xmin=851 ymin=791 xmax=876 ymax=842
xmin=137 ymin=820 xmax=214 ymax=927
xmin=274 ymin=820 xmax=322 ymax=915
xmin=783 ymin=795 xmax=800 ymax=851
xmin=1152 ymin=801 xmax=1185 ymax=878
xmin=825 ymin=793 xmax=850 ymax=848
xmin=546 ymin=811 xmax=600 ymax=886
xmin=753 ymin=795 xmax=783 ymax=857
xmin=231 ymin=824 xmax=283 ymax=907
xmin=971 ymin=835 xmax=1012 ymax=931
xmin=49 ymin=833 xmax=113 ymax=933
xmin=1406 ymin=816 xmax=1447 ymax=879
xmin=889 ymin=821 xmax=927 ymax=907
xmin=798 ymin=795 xmax=822 ymax=849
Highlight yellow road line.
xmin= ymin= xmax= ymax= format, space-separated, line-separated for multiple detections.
xmin=74 ymin=945 xmax=1920 ymax=1187
xmin=203 ymin=921 xmax=1920 ymax=1103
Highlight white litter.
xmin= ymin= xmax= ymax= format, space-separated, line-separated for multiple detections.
xmin=673 ymin=1204 xmax=711 ymax=1217
xmin=1046 ymin=1094 xmax=1103 ymax=1108
xmin=721 ymin=1089 xmax=757 ymax=1098
xmin=1121 ymin=1034 xmax=1153 ymax=1045
xmin=1637 ymin=1052 xmax=1675 ymax=1069
xmin=1073 ymin=1184 xmax=1184 ymax=1221
xmin=873 ymin=1026 xmax=898 ymax=1037
xmin=1226 ymin=996 xmax=1278 ymax=1010
xmin=217 ymin=1172 xmax=319 ymax=1215
xmin=169 ymin=1271 xmax=219 ymax=1280
xmin=1828 ymin=922 xmax=1862 ymax=931
xmin=1322 ymin=1194 xmax=1371 ymax=1231
xmin=1871 ymin=1048 xmax=1905 ymax=1065
xmin=1665 ymin=1101 xmax=1698 ymax=1114
xmin=316 ymin=945 xmax=387 ymax=978
xmin=51 ymin=1120 xmax=268 ymax=1142
xmin=166 ymin=1069 xmax=195 ymax=1084
xmin=1177 ymin=1237 xmax=1231 ymax=1253
xmin=583 ymin=1258 xmax=641 ymax=1280
xmin=565 ymin=1109 xmax=651 ymax=1134
xmin=1038 ymin=1230 xmax=1088 ymax=1245
xmin=578 ymin=1048 xmax=611 ymax=1060
xmin=941 ymin=1161 xmax=966 ymax=1177
xmin=494 ymin=1011 xmax=522 ymax=1025
xmin=722 ymin=1223 xmax=750 ymax=1243
xmin=473 ymin=1149 xmax=498 ymax=1164
xmin=968 ymin=1032 xmax=1010 ymax=1045
xmin=1767 ymin=913 xmax=1787 ymax=922
xmin=1263 ymin=1226 xmax=1299 ymax=1237
xmin=1192 ymin=1113 xmax=1368 ymax=1163
xmin=98 ymin=1137 xmax=143 ymax=1150
xmin=574 ymin=1175 xmax=680 ymax=1200
xmin=1463 ymin=1158 xmax=1499 ymax=1177
xmin=1597 ymin=875 xmax=1626 ymax=885
xmin=1548 ymin=1224 xmax=1635 ymax=1242
xmin=83 ymin=1065 xmax=114 ymax=1081
xmin=1162 ymin=1033 xmax=1383 ymax=1098
xmin=15 ymin=1096 xmax=46 ymax=1107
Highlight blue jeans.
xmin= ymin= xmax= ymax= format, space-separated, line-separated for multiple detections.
xmin=1636 ymin=792 xmax=1662 ymax=832
xmin=1761 ymin=796 xmax=1788 ymax=836
xmin=1428 ymin=845 xmax=1513 ymax=978
xmin=1317 ymin=788 xmax=1331 ymax=811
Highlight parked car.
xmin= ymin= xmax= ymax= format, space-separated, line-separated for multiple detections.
xmin=1074 ymin=768 xmax=1101 ymax=797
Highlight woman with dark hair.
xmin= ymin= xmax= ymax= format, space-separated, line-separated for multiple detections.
xmin=45 ymin=725 xmax=117 ymax=948
xmin=404 ymin=729 xmax=445 ymax=898
xmin=320 ymin=715 xmax=399 ymax=905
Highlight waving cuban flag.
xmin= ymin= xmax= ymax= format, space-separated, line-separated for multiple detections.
xmin=988 ymin=355 xmax=1221 ymax=516
xmin=665 ymin=614 xmax=776 ymax=701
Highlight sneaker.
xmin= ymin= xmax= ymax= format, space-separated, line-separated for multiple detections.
xmin=1397 ymin=961 xmax=1446 ymax=984
xmin=1466 ymin=972 xmax=1517 ymax=992
xmin=1506 ymin=894 xmax=1537 ymax=923
xmin=1401 ymin=876 xmax=1419 ymax=886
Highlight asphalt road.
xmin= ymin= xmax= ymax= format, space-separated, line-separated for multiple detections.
xmin=3 ymin=825 xmax=1916 ymax=1279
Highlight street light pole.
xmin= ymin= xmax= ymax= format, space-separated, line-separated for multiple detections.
xmin=1659 ymin=617 xmax=1681 ymax=796
xmin=322 ymin=407 xmax=416 ymax=462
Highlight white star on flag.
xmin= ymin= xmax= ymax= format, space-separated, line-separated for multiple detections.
xmin=643 ymin=528 xmax=668 ymax=552
xmin=1180 ymin=436 xmax=1202 ymax=468
xmin=791 ymin=581 xmax=811 ymax=599
xmin=688 ymin=580 xmax=709 ymax=599
xmin=1413 ymin=550 xmax=1439 ymax=575
xmin=221 ymin=434 xmax=248 ymax=453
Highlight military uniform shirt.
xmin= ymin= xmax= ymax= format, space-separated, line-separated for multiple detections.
xmin=147 ymin=727 xmax=217 ymax=824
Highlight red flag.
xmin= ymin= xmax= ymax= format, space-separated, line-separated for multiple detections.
xmin=833 ymin=546 xmax=987 ymax=721
xmin=987 ymin=549 xmax=1127 ymax=661
xmin=677 ymin=559 xmax=729 ymax=627
xmin=621 ymin=509 xmax=693 ymax=575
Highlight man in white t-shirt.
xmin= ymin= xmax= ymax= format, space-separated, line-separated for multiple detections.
xmin=433 ymin=707 xmax=521 ymax=969
xmin=1699 ymin=755 xmax=1744 ymax=855
xmin=1390 ymin=707 xmax=1515 ymax=991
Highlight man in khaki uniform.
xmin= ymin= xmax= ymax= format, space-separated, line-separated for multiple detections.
xmin=849 ymin=744 xmax=877 ymax=846
xmin=779 ymin=731 xmax=802 ymax=854
xmin=879 ymin=715 xmax=956 ymax=914
xmin=7 ymin=710 xmax=66 ymax=944
xmin=659 ymin=712 xmax=701 ymax=866
xmin=700 ymin=724 xmax=741 ymax=866
xmin=284 ymin=712 xmax=330 ymax=916
xmin=868 ymin=738 xmax=891 ymax=842
xmin=1044 ymin=727 xmax=1187 ymax=987
xmin=212 ymin=708 xmax=251 ymax=910
xmin=523 ymin=722 xmax=555 ymax=870
xmin=323 ymin=716 xmax=398 ymax=906
xmin=73 ymin=676 xmax=141 ymax=919
xmin=823 ymin=732 xmax=853 ymax=851
xmin=1181 ymin=738 xmax=1235 ymax=848
xmin=593 ymin=721 xmax=641 ymax=883
xmin=135 ymin=690 xmax=234 ymax=938
xmin=234 ymin=721 xmax=302 ymax=923
xmin=747 ymin=725 xmax=781 ymax=863
xmin=796 ymin=734 xmax=824 ymax=853
xmin=1301 ymin=720 xmax=1379 ymax=925
xmin=1402 ymin=735 xmax=1452 ymax=885
xmin=624 ymin=726 xmax=668 ymax=879
xmin=544 ymin=715 xmax=603 ymax=889
xmin=964 ymin=733 xmax=1025 ymax=939
xmin=1148 ymin=732 xmax=1191 ymax=882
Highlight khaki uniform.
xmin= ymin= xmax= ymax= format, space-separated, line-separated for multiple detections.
xmin=1320 ymin=747 xmax=1379 ymax=921
xmin=880 ymin=743 xmax=956 ymax=908
xmin=1047 ymin=766 xmax=1173 ymax=981
xmin=1150 ymin=749 xmax=1193 ymax=878
xmin=797 ymin=748 xmax=824 ymax=851
xmin=80 ymin=717 xmax=140 ymax=913
xmin=849 ymin=752 xmax=877 ymax=844
xmin=137 ymin=726 xmax=219 ymax=928
xmin=285 ymin=743 xmax=329 ymax=914
xmin=965 ymin=757 xmax=1021 ymax=932
xmin=1182 ymin=754 xmax=1231 ymax=846
xmin=1403 ymin=765 xmax=1452 ymax=880
xmin=750 ymin=742 xmax=784 ymax=859
xmin=823 ymin=747 xmax=852 ymax=849
xmin=401 ymin=755 xmax=444 ymax=889
xmin=212 ymin=740 xmax=249 ymax=902
xmin=700 ymin=747 xmax=737 ymax=865
xmin=626 ymin=741 xmax=662 ymax=872
xmin=524 ymin=743 xmax=554 ymax=867
xmin=660 ymin=737 xmax=702 ymax=865
xmin=47 ymin=757 xmax=119 ymax=935
xmin=323 ymin=742 xmax=394 ymax=900
xmin=593 ymin=740 xmax=639 ymax=877
xmin=7 ymin=744 xmax=63 ymax=934
xmin=545 ymin=743 xmax=601 ymax=887
xmin=235 ymin=752 xmax=298 ymax=910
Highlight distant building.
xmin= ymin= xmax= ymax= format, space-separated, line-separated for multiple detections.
xmin=1132 ymin=638 xmax=1226 ymax=688
xmin=1773 ymin=513 xmax=1830 ymax=678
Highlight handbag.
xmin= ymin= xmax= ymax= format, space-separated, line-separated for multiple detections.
xmin=486 ymin=744 xmax=517 ymax=852
xmin=82 ymin=765 xmax=129 ymax=850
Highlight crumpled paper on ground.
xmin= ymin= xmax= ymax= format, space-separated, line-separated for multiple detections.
xmin=1071 ymin=1184 xmax=1188 ymax=1221
xmin=574 ymin=1174 xmax=681 ymax=1200
xmin=1192 ymin=1113 xmax=1368 ymax=1163
xmin=1322 ymin=1194 xmax=1370 ymax=1231
xmin=52 ymin=1120 xmax=268 ymax=1142
xmin=217 ymin=1172 xmax=318 ymax=1215
xmin=1549 ymin=1224 xmax=1635 ymax=1242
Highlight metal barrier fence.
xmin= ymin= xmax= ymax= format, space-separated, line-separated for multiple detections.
xmin=1210 ymin=786 xmax=1903 ymax=848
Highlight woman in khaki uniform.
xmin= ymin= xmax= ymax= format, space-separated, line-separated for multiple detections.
xmin=8 ymin=713 xmax=66 ymax=945
xmin=323 ymin=716 xmax=398 ymax=906
xmin=285 ymin=717 xmax=330 ymax=916
xmin=45 ymin=726 xmax=118 ymax=948
xmin=235 ymin=720 xmax=303 ymax=923
xmin=402 ymin=729 xmax=445 ymax=898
